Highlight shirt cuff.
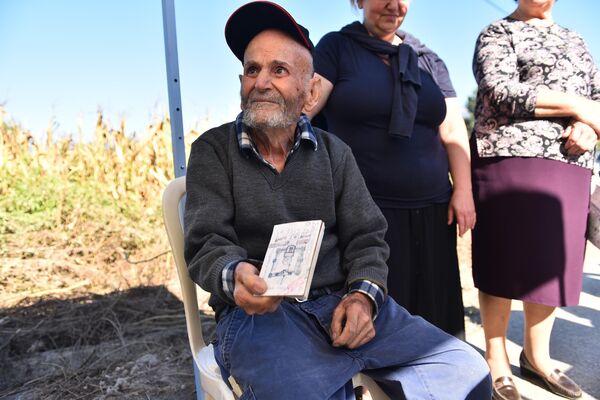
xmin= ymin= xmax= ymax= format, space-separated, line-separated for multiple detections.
xmin=348 ymin=280 xmax=385 ymax=319
xmin=221 ymin=260 xmax=239 ymax=301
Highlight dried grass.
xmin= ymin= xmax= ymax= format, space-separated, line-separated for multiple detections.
xmin=0 ymin=106 xmax=205 ymax=306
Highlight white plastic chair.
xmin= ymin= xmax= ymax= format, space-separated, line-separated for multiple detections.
xmin=162 ymin=176 xmax=390 ymax=400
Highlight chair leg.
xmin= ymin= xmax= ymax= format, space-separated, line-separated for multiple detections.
xmin=193 ymin=360 xmax=206 ymax=400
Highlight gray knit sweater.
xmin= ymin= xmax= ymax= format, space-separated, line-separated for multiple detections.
xmin=183 ymin=122 xmax=389 ymax=317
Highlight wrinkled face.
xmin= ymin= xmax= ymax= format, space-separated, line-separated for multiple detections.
xmin=359 ymin=0 xmax=411 ymax=39
xmin=240 ymin=30 xmax=312 ymax=130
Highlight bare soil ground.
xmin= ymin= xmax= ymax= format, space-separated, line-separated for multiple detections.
xmin=0 ymin=227 xmax=216 ymax=400
xmin=0 ymin=227 xmax=477 ymax=400
xmin=1 ymin=287 xmax=207 ymax=400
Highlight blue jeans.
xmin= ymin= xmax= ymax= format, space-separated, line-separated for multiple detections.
xmin=213 ymin=292 xmax=491 ymax=399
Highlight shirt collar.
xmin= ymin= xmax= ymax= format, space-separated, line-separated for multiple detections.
xmin=235 ymin=112 xmax=318 ymax=156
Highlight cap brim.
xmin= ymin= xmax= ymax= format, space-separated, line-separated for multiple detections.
xmin=225 ymin=1 xmax=312 ymax=62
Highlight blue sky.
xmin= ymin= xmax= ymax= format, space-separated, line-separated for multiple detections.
xmin=1 ymin=0 xmax=599 ymax=141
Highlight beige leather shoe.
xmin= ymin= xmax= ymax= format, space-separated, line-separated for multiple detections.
xmin=519 ymin=351 xmax=582 ymax=399
xmin=492 ymin=376 xmax=522 ymax=400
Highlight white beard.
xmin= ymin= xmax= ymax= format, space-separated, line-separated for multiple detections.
xmin=241 ymin=90 xmax=304 ymax=130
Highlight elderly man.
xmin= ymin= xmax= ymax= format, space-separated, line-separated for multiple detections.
xmin=184 ymin=2 xmax=491 ymax=399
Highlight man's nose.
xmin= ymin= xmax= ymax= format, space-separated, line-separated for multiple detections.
xmin=254 ymin=69 xmax=273 ymax=90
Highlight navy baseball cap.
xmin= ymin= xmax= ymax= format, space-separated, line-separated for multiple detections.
xmin=225 ymin=1 xmax=314 ymax=63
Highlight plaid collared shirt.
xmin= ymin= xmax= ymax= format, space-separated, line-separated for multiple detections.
xmin=235 ymin=112 xmax=317 ymax=171
xmin=221 ymin=113 xmax=385 ymax=317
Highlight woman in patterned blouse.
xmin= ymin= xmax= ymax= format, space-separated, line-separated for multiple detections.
xmin=471 ymin=0 xmax=600 ymax=399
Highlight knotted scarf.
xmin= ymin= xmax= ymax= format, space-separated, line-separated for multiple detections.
xmin=340 ymin=21 xmax=421 ymax=138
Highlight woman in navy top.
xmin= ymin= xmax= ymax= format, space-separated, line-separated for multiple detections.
xmin=310 ymin=0 xmax=474 ymax=338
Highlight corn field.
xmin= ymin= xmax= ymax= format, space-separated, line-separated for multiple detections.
xmin=1 ymin=107 xmax=177 ymax=216
xmin=0 ymin=106 xmax=202 ymax=306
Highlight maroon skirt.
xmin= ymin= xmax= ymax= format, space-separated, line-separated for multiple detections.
xmin=471 ymin=155 xmax=591 ymax=307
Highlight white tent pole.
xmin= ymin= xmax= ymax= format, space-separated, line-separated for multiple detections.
xmin=162 ymin=0 xmax=186 ymax=178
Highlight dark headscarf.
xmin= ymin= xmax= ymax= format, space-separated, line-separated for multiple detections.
xmin=340 ymin=21 xmax=421 ymax=138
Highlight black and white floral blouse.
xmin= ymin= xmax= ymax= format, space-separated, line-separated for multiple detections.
xmin=472 ymin=17 xmax=600 ymax=169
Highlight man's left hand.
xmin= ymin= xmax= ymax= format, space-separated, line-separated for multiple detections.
xmin=330 ymin=292 xmax=375 ymax=349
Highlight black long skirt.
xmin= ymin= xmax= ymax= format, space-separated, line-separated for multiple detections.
xmin=381 ymin=203 xmax=465 ymax=339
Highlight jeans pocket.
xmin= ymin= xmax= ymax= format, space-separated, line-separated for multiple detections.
xmin=298 ymin=293 xmax=343 ymax=334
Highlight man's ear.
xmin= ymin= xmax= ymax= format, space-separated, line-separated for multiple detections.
xmin=302 ymin=75 xmax=321 ymax=115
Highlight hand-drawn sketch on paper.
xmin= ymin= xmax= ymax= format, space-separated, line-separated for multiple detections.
xmin=259 ymin=220 xmax=324 ymax=299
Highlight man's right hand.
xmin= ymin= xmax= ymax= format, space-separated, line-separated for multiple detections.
xmin=233 ymin=261 xmax=282 ymax=315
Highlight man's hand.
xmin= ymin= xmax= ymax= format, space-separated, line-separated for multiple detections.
xmin=448 ymin=187 xmax=476 ymax=237
xmin=330 ymin=292 xmax=375 ymax=349
xmin=233 ymin=262 xmax=282 ymax=315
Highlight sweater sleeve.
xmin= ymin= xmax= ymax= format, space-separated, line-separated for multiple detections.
xmin=473 ymin=21 xmax=538 ymax=119
xmin=183 ymin=137 xmax=246 ymax=305
xmin=333 ymin=147 xmax=389 ymax=292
